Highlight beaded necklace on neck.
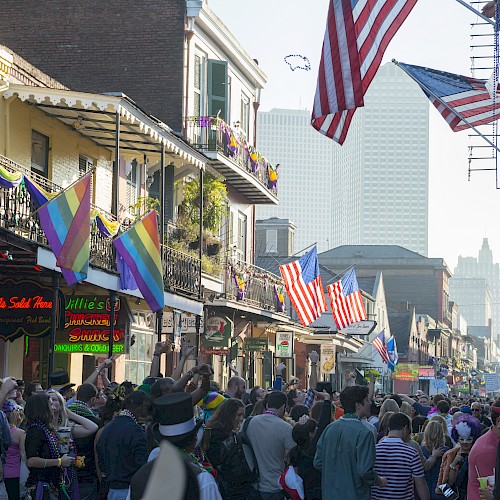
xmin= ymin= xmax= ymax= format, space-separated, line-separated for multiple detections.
xmin=264 ymin=409 xmax=280 ymax=417
xmin=342 ymin=413 xmax=362 ymax=421
xmin=119 ymin=409 xmax=138 ymax=425
xmin=28 ymin=420 xmax=60 ymax=459
xmin=69 ymin=400 xmax=94 ymax=417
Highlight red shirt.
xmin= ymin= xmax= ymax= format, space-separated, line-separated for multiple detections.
xmin=467 ymin=428 xmax=500 ymax=500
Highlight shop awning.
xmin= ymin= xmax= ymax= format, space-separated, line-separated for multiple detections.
xmin=4 ymin=84 xmax=207 ymax=169
xmin=294 ymin=331 xmax=364 ymax=353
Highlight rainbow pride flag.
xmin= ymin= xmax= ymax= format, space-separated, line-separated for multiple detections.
xmin=0 ymin=166 xmax=23 ymax=189
xmin=38 ymin=174 xmax=91 ymax=281
xmin=113 ymin=210 xmax=164 ymax=312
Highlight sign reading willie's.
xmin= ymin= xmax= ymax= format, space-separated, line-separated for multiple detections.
xmin=55 ymin=296 xmax=131 ymax=355
xmin=0 ymin=279 xmax=53 ymax=342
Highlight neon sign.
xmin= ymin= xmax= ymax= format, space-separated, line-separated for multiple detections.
xmin=0 ymin=279 xmax=52 ymax=341
xmin=55 ymin=296 xmax=130 ymax=354
xmin=54 ymin=343 xmax=124 ymax=353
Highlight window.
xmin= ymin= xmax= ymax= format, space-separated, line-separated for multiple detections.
xmin=79 ymin=155 xmax=96 ymax=203
xmin=193 ymin=53 xmax=207 ymax=117
xmin=124 ymin=312 xmax=156 ymax=384
xmin=31 ymin=130 xmax=49 ymax=178
xmin=126 ymin=158 xmax=140 ymax=210
xmin=265 ymin=229 xmax=278 ymax=254
xmin=240 ymin=93 xmax=250 ymax=137
xmin=208 ymin=60 xmax=228 ymax=121
xmin=237 ymin=211 xmax=247 ymax=262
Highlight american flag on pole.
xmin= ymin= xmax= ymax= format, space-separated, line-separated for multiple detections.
xmin=396 ymin=62 xmax=500 ymax=131
xmin=279 ymin=247 xmax=327 ymax=326
xmin=311 ymin=0 xmax=418 ymax=144
xmin=372 ymin=330 xmax=389 ymax=363
xmin=327 ymin=267 xmax=367 ymax=330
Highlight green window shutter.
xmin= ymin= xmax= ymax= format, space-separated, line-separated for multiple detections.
xmin=208 ymin=59 xmax=228 ymax=121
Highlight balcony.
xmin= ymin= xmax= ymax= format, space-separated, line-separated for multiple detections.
xmin=186 ymin=117 xmax=278 ymax=205
xmin=223 ymin=258 xmax=286 ymax=314
xmin=0 ymin=154 xmax=201 ymax=298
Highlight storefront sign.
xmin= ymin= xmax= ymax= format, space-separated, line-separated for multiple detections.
xmin=162 ymin=311 xmax=203 ymax=334
xmin=340 ymin=320 xmax=377 ymax=336
xmin=320 ymin=344 xmax=336 ymax=375
xmin=202 ymin=347 xmax=230 ymax=356
xmin=55 ymin=296 xmax=131 ymax=354
xmin=418 ymin=367 xmax=435 ymax=380
xmin=202 ymin=315 xmax=233 ymax=348
xmin=0 ymin=279 xmax=53 ymax=341
xmin=276 ymin=331 xmax=293 ymax=358
xmin=393 ymin=363 xmax=419 ymax=381
xmin=244 ymin=337 xmax=268 ymax=352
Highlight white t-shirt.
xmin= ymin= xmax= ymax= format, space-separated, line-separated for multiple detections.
xmin=126 ymin=447 xmax=222 ymax=500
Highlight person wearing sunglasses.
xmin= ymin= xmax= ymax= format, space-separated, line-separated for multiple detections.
xmin=471 ymin=402 xmax=492 ymax=429
xmin=436 ymin=414 xmax=482 ymax=499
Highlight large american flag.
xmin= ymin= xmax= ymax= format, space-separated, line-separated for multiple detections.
xmin=311 ymin=0 xmax=418 ymax=144
xmin=327 ymin=267 xmax=367 ymax=330
xmin=396 ymin=62 xmax=500 ymax=131
xmin=372 ymin=330 xmax=389 ymax=363
xmin=279 ymin=247 xmax=327 ymax=326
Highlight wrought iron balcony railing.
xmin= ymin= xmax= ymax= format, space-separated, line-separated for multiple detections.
xmin=225 ymin=257 xmax=285 ymax=314
xmin=0 ymin=154 xmax=201 ymax=298
xmin=186 ymin=116 xmax=278 ymax=196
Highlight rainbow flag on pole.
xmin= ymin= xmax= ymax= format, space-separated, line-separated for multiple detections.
xmin=113 ymin=210 xmax=165 ymax=312
xmin=38 ymin=174 xmax=91 ymax=282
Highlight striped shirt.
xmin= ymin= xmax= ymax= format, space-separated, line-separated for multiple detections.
xmin=371 ymin=437 xmax=425 ymax=500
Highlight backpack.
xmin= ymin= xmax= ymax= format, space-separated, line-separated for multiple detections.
xmin=219 ymin=416 xmax=259 ymax=487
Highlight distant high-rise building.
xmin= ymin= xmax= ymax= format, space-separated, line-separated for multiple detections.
xmin=257 ymin=63 xmax=429 ymax=255
xmin=450 ymin=238 xmax=500 ymax=345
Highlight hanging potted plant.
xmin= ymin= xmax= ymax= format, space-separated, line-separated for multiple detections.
xmin=180 ymin=172 xmax=227 ymax=253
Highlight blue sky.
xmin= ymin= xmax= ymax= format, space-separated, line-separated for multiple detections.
xmin=210 ymin=0 xmax=500 ymax=270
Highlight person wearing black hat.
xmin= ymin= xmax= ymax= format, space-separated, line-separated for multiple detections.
xmin=96 ymin=390 xmax=152 ymax=500
xmin=129 ymin=392 xmax=222 ymax=500
xmin=48 ymin=370 xmax=75 ymax=401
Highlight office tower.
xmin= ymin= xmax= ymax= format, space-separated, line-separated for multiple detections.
xmin=257 ymin=62 xmax=429 ymax=256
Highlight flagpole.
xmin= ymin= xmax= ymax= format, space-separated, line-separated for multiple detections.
xmin=262 ymin=241 xmax=319 ymax=275
xmin=29 ymin=169 xmax=95 ymax=217
xmin=319 ymin=264 xmax=355 ymax=286
xmin=393 ymin=59 xmax=500 ymax=155
xmin=453 ymin=0 xmax=496 ymax=26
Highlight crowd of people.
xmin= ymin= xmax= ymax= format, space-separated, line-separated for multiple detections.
xmin=1 ymin=344 xmax=500 ymax=499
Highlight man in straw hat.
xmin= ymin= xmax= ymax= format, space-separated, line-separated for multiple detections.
xmin=129 ymin=392 xmax=222 ymax=500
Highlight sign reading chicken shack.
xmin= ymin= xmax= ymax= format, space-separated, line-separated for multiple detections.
xmin=54 ymin=296 xmax=131 ymax=355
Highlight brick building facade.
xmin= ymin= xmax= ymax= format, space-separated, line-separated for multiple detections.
xmin=0 ymin=0 xmax=186 ymax=131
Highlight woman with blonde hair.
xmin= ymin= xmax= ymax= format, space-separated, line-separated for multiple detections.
xmin=400 ymin=401 xmax=414 ymax=418
xmin=421 ymin=420 xmax=449 ymax=499
xmin=430 ymin=414 xmax=453 ymax=448
xmin=46 ymin=389 xmax=97 ymax=438
xmin=379 ymin=398 xmax=399 ymax=420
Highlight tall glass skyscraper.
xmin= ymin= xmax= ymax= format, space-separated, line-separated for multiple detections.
xmin=257 ymin=62 xmax=430 ymax=256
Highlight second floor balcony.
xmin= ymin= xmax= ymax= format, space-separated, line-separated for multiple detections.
xmin=223 ymin=258 xmax=286 ymax=315
xmin=186 ymin=116 xmax=279 ymax=205
xmin=0 ymin=154 xmax=201 ymax=299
